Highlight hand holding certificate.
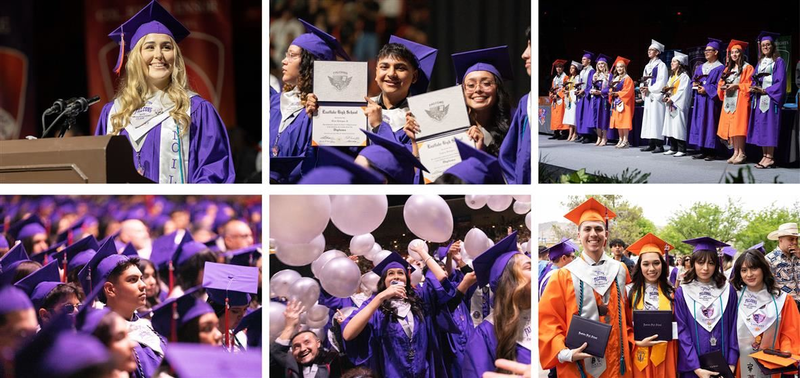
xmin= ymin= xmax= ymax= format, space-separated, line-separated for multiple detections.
xmin=312 ymin=61 xmax=369 ymax=146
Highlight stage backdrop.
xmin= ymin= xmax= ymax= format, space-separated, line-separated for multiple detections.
xmin=0 ymin=2 xmax=36 ymax=140
xmin=84 ymin=0 xmax=237 ymax=133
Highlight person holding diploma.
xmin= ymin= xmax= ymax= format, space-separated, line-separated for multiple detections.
xmin=717 ymin=40 xmax=754 ymax=165
xmin=563 ymin=62 xmax=581 ymax=142
xmin=499 ymin=27 xmax=532 ymax=184
xmin=590 ymin=54 xmax=612 ymax=146
xmin=538 ymin=198 xmax=634 ymax=378
xmin=609 ymin=57 xmax=635 ymax=148
xmin=95 ymin=0 xmax=234 ymax=184
xmin=462 ymin=232 xmax=532 ymax=378
xmin=451 ymin=46 xmax=514 ymax=157
xmin=269 ymin=19 xmax=350 ymax=159
xmin=674 ymin=237 xmax=738 ymax=378
xmin=688 ymin=38 xmax=725 ymax=162
xmin=730 ymin=249 xmax=800 ymax=378
xmin=662 ymin=52 xmax=692 ymax=157
xmin=747 ymin=31 xmax=787 ymax=169
xmin=624 ymin=233 xmax=677 ymax=378
xmin=549 ymin=59 xmax=569 ymax=140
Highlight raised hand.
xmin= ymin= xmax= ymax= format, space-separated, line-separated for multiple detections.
xmin=362 ymin=96 xmax=383 ymax=128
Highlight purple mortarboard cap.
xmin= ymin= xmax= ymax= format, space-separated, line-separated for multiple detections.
xmin=151 ymin=214 xmax=170 ymax=233
xmin=121 ymin=242 xmax=139 ymax=258
xmin=8 ymin=215 xmax=46 ymax=241
xmin=452 ymin=46 xmax=514 ymax=84
xmin=473 ymin=232 xmax=520 ymax=292
xmin=51 ymin=235 xmax=99 ymax=273
xmin=596 ymin=54 xmax=610 ymax=63
xmin=443 ymin=139 xmax=505 ymax=184
xmin=150 ymin=231 xmax=184 ymax=270
xmin=270 ymin=156 xmax=304 ymax=184
xmin=77 ymin=237 xmax=129 ymax=297
xmin=163 ymin=343 xmax=262 ymax=378
xmin=437 ymin=241 xmax=455 ymax=260
xmin=14 ymin=311 xmax=109 ymax=378
xmin=389 ymin=35 xmax=438 ymax=95
xmin=682 ymin=236 xmax=730 ymax=254
xmin=149 ymin=288 xmax=214 ymax=339
xmin=0 ymin=243 xmax=31 ymax=286
xmin=582 ymin=50 xmax=595 ymax=60
xmin=55 ymin=216 xmax=97 ymax=244
xmin=372 ymin=251 xmax=413 ymax=276
xmin=722 ymin=246 xmax=737 ymax=258
xmin=757 ymin=31 xmax=780 ymax=43
xmin=173 ymin=236 xmax=207 ymax=268
xmin=547 ymin=238 xmax=578 ymax=261
xmin=0 ymin=285 xmax=33 ymax=315
xmin=126 ymin=204 xmax=147 ymax=222
xmin=748 ymin=242 xmax=766 ymax=254
xmin=0 ymin=232 xmax=8 ymax=249
xmin=228 ymin=244 xmax=262 ymax=267
xmin=299 ymin=146 xmax=384 ymax=185
xmin=359 ymin=130 xmax=428 ymax=184
xmin=291 ymin=18 xmax=350 ymax=61
xmin=706 ymin=38 xmax=723 ymax=51
xmin=75 ymin=284 xmax=108 ymax=334
xmin=108 ymin=0 xmax=190 ymax=74
xmin=14 ymin=261 xmax=62 ymax=310
xmin=202 ymin=262 xmax=258 ymax=307
xmin=29 ymin=241 xmax=66 ymax=265
xmin=233 ymin=307 xmax=262 ymax=348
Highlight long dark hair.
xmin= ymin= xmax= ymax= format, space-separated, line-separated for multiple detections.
xmin=725 ymin=48 xmax=746 ymax=73
xmin=629 ymin=252 xmax=675 ymax=309
xmin=137 ymin=259 xmax=162 ymax=308
xmin=682 ymin=250 xmax=727 ymax=288
xmin=282 ymin=48 xmax=316 ymax=104
xmin=376 ymin=269 xmax=424 ymax=320
xmin=493 ymin=254 xmax=530 ymax=372
xmin=464 ymin=72 xmax=511 ymax=156
xmin=730 ymin=250 xmax=780 ymax=295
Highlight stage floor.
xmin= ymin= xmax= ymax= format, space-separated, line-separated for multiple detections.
xmin=538 ymin=135 xmax=800 ymax=184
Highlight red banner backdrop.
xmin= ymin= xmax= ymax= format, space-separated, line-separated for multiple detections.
xmin=0 ymin=2 xmax=36 ymax=140
xmin=84 ymin=0 xmax=237 ymax=133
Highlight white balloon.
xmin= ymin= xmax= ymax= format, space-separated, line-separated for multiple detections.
xmin=311 ymin=249 xmax=346 ymax=277
xmin=319 ymin=257 xmax=362 ymax=298
xmin=330 ymin=195 xmax=388 ymax=236
xmin=360 ymin=272 xmax=380 ymax=294
xmin=270 ymin=195 xmax=331 ymax=243
xmin=512 ymin=201 xmax=531 ymax=215
xmin=407 ymin=239 xmax=428 ymax=261
xmin=338 ymin=306 xmax=358 ymax=321
xmin=487 ymin=195 xmax=513 ymax=212
xmin=525 ymin=212 xmax=531 ymax=230
xmin=288 ymin=277 xmax=320 ymax=310
xmin=269 ymin=302 xmax=287 ymax=342
xmin=370 ymin=250 xmax=392 ymax=264
xmin=306 ymin=317 xmax=328 ymax=329
xmin=349 ymin=234 xmax=375 ymax=256
xmin=306 ymin=304 xmax=329 ymax=322
xmin=270 ymin=270 xmax=301 ymax=298
xmin=275 ymin=234 xmax=326 ymax=266
xmin=364 ymin=243 xmax=381 ymax=261
xmin=410 ymin=268 xmax=423 ymax=286
xmin=465 ymin=195 xmax=488 ymax=210
xmin=464 ymin=228 xmax=490 ymax=258
xmin=521 ymin=241 xmax=529 ymax=253
xmin=512 ymin=195 xmax=532 ymax=202
xmin=403 ymin=195 xmax=454 ymax=243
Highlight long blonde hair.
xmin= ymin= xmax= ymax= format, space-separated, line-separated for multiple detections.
xmin=493 ymin=253 xmax=531 ymax=373
xmin=110 ymin=35 xmax=191 ymax=135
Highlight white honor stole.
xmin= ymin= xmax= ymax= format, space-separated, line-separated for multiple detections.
xmin=722 ymin=63 xmax=748 ymax=114
xmin=736 ymin=289 xmax=786 ymax=378
xmin=107 ymin=91 xmax=196 ymax=184
xmin=682 ymin=281 xmax=730 ymax=332
xmin=757 ymin=58 xmax=775 ymax=113
xmin=565 ymin=254 xmax=627 ymax=377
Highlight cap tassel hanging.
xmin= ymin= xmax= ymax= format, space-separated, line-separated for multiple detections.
xmin=224 ymin=295 xmax=231 ymax=350
xmin=62 ymin=255 xmax=68 ymax=283
xmin=168 ymin=260 xmax=175 ymax=295
xmin=114 ymin=32 xmax=125 ymax=75
xmin=170 ymin=301 xmax=178 ymax=343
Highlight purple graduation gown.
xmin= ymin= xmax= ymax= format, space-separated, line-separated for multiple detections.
xmin=674 ymin=285 xmax=739 ymax=378
xmin=427 ymin=269 xmax=477 ymax=378
xmin=687 ymin=63 xmax=724 ymax=149
xmin=575 ymin=67 xmax=596 ymax=134
xmin=341 ymin=276 xmax=449 ymax=378
xmin=461 ymin=320 xmax=532 ymax=378
xmin=499 ymin=94 xmax=532 ymax=184
xmin=593 ymin=78 xmax=611 ymax=131
xmin=130 ymin=313 xmax=167 ymax=378
xmin=95 ymin=96 xmax=235 ymax=183
xmin=746 ymin=57 xmax=786 ymax=147
xmin=268 ymin=97 xmax=313 ymax=158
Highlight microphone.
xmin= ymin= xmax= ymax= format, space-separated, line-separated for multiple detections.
xmin=63 ymin=96 xmax=101 ymax=114
xmin=44 ymin=99 xmax=68 ymax=115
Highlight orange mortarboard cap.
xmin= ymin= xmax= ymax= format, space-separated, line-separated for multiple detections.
xmin=612 ymin=56 xmax=631 ymax=68
xmin=626 ymin=233 xmax=675 ymax=256
xmin=727 ymin=39 xmax=748 ymax=52
xmin=564 ymin=198 xmax=617 ymax=226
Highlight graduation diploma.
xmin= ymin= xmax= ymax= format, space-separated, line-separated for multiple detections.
xmin=311 ymin=61 xmax=369 ymax=146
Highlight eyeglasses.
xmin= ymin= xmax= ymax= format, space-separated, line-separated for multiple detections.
xmin=464 ymin=80 xmax=496 ymax=93
xmin=284 ymin=51 xmax=301 ymax=60
xmin=53 ymin=303 xmax=81 ymax=314
xmin=704 ymin=49 xmax=716 ymax=53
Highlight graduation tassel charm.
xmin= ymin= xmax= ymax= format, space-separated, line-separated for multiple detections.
xmin=114 ymin=32 xmax=125 ymax=75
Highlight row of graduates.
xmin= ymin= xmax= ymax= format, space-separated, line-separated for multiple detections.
xmin=548 ymin=32 xmax=787 ymax=167
xmin=538 ymin=198 xmax=800 ymax=378
xmin=268 ymin=18 xmax=531 ymax=184
xmin=0 ymin=221 xmax=262 ymax=377
xmin=270 ymin=231 xmax=532 ymax=378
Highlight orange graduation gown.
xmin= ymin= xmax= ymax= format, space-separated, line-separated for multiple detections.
xmin=609 ymin=76 xmax=635 ymax=130
xmin=717 ymin=63 xmax=754 ymax=139
xmin=539 ymin=267 xmax=634 ymax=378
xmin=551 ymin=75 xmax=569 ymax=130
xmin=626 ymin=287 xmax=678 ymax=378
xmin=735 ymin=292 xmax=800 ymax=378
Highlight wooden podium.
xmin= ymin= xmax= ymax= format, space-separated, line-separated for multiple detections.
xmin=0 ymin=135 xmax=153 ymax=183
